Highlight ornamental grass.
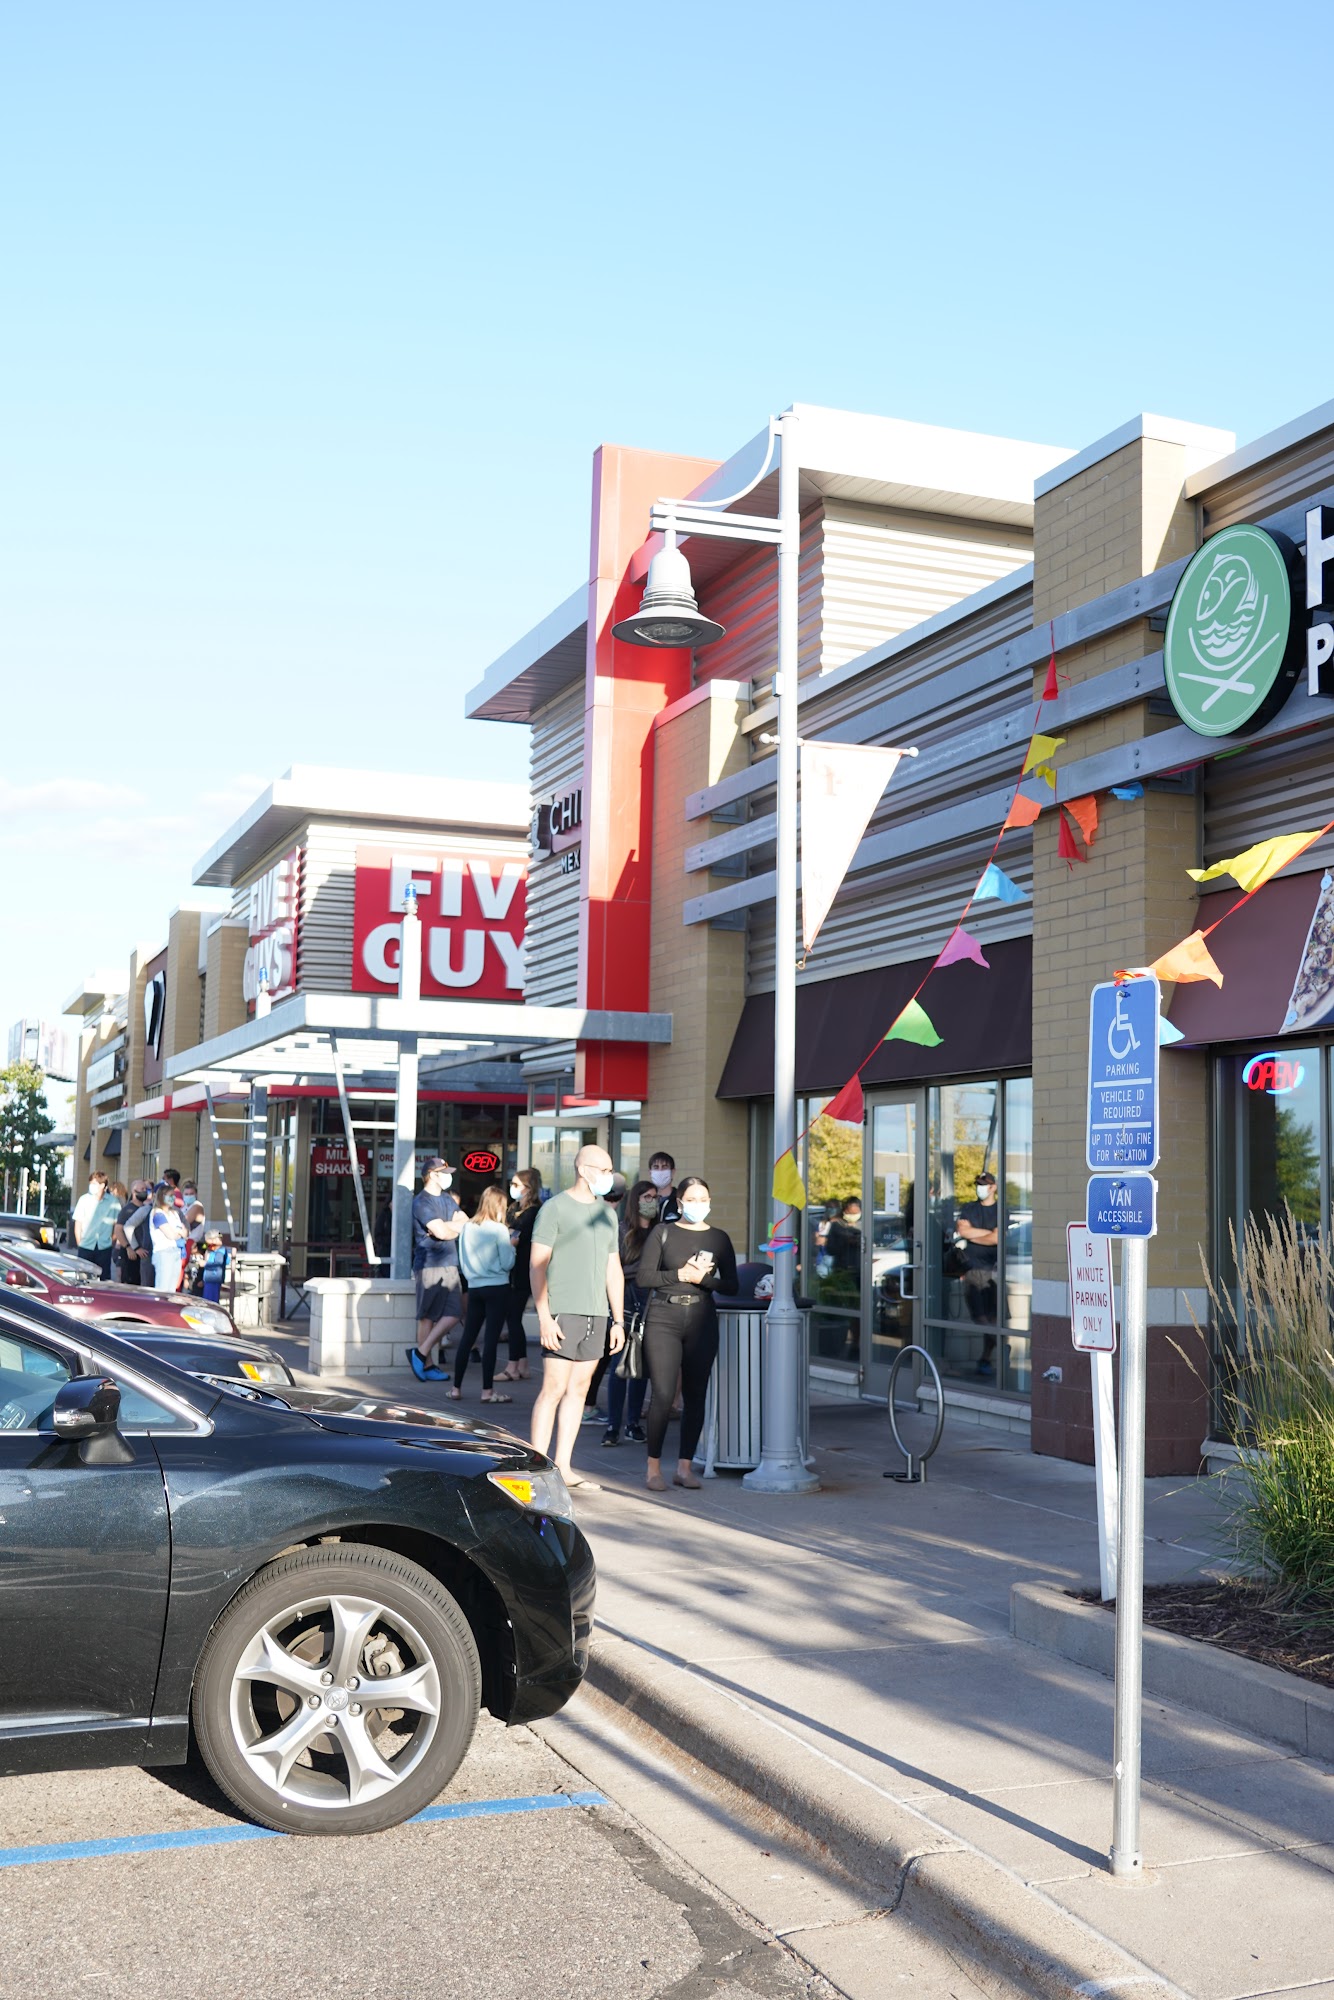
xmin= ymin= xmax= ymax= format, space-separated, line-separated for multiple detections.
xmin=1200 ymin=1207 xmax=1334 ymax=1611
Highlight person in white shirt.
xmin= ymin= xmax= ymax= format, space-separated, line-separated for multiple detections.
xmin=149 ymin=1188 xmax=188 ymax=1291
xmin=452 ymin=1187 xmax=516 ymax=1402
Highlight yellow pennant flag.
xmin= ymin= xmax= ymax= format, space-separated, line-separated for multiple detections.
xmin=1187 ymin=830 xmax=1324 ymax=895
xmin=1151 ymin=931 xmax=1224 ymax=987
xmin=772 ymin=1149 xmax=807 ymax=1212
xmin=1022 ymin=733 xmax=1065 ymax=776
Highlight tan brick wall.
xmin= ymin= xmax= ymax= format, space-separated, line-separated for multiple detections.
xmin=646 ymin=688 xmax=752 ymax=1252
xmin=1032 ymin=438 xmax=1209 ymax=1292
xmin=204 ymin=922 xmax=249 ymax=1042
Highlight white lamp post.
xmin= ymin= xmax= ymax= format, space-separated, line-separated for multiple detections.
xmin=615 ymin=409 xmax=818 ymax=1494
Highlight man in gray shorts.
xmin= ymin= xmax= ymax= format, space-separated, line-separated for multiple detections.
xmin=408 ymin=1157 xmax=465 ymax=1382
xmin=529 ymin=1144 xmax=625 ymax=1485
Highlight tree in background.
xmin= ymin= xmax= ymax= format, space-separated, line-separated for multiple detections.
xmin=0 ymin=1061 xmax=58 ymax=1215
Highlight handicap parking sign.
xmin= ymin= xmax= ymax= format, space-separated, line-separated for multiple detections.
xmin=1087 ymin=1173 xmax=1157 ymax=1238
xmin=1087 ymin=978 xmax=1160 ymax=1172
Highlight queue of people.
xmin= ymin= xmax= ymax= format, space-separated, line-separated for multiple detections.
xmin=68 ymin=1165 xmax=223 ymax=1296
xmin=403 ymin=1141 xmax=740 ymax=1497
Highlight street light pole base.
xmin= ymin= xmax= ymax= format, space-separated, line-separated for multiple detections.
xmin=743 ymin=1458 xmax=820 ymax=1494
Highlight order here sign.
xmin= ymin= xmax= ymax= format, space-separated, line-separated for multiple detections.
xmin=1065 ymin=1223 xmax=1116 ymax=1353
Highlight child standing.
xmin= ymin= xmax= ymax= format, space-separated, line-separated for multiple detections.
xmin=201 ymin=1231 xmax=232 ymax=1304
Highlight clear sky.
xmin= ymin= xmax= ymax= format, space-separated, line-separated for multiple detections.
xmin=3 ymin=1 xmax=1330 ymax=1053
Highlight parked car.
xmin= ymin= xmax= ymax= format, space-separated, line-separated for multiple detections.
xmin=0 ymin=1289 xmax=594 ymax=1835
xmin=0 ymin=1212 xmax=58 ymax=1248
xmin=0 ymin=1244 xmax=293 ymax=1387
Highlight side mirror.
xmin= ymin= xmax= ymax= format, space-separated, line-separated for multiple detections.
xmin=2 ymin=1269 xmax=39 ymax=1290
xmin=51 ymin=1377 xmax=134 ymax=1465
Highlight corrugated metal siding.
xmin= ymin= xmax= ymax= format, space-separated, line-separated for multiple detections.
xmin=1203 ymin=726 xmax=1334 ymax=880
xmin=1201 ymin=426 xmax=1334 ymax=532
xmin=818 ymin=501 xmax=1031 ymax=673
xmin=694 ymin=508 xmax=822 ymax=693
xmin=746 ymin=581 xmax=1036 ymax=993
xmin=525 ymin=682 xmax=584 ymax=1009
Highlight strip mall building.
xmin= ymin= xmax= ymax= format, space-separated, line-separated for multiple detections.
xmin=67 ymin=396 xmax=1334 ymax=1470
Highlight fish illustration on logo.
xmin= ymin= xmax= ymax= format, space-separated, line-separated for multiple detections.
xmin=1164 ymin=523 xmax=1299 ymax=737
xmin=1191 ymin=550 xmax=1260 ymax=667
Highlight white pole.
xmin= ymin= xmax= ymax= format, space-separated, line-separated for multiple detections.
xmin=37 ymin=1163 xmax=48 ymax=1220
xmin=745 ymin=410 xmax=818 ymax=1495
xmin=1110 ymin=1233 xmax=1148 ymax=1876
xmin=389 ymin=892 xmax=423 ymax=1282
xmin=18 ymin=1168 xmax=29 ymax=1214
xmin=332 ymin=1035 xmax=379 ymax=1268
xmin=1091 ymin=1347 xmax=1119 ymax=1601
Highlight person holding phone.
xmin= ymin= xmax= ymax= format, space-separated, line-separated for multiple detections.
xmin=636 ymin=1174 xmax=736 ymax=1491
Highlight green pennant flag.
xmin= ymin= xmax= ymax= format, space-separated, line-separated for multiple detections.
xmin=885 ymin=998 xmax=942 ymax=1047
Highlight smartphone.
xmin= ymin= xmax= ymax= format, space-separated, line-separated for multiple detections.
xmin=695 ymin=1250 xmax=715 ymax=1271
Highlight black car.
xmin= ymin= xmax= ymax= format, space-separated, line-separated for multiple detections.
xmin=0 ymin=1212 xmax=58 ymax=1248
xmin=0 ymin=1291 xmax=595 ymax=1836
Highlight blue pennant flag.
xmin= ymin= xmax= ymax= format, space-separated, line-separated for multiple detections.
xmin=1111 ymin=782 xmax=1144 ymax=801
xmin=975 ymin=863 xmax=1027 ymax=905
xmin=1158 ymin=1015 xmax=1184 ymax=1046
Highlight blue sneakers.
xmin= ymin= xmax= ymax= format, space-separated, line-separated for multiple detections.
xmin=407 ymin=1348 xmax=451 ymax=1383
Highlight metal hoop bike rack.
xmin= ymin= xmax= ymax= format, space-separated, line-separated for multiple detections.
xmin=883 ymin=1344 xmax=945 ymax=1484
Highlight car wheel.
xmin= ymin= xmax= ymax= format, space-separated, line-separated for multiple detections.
xmin=191 ymin=1543 xmax=481 ymax=1836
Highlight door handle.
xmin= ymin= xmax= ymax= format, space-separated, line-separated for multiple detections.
xmin=900 ymin=1249 xmax=920 ymax=1301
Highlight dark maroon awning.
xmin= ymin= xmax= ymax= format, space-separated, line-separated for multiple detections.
xmin=716 ymin=937 xmax=1032 ymax=1099
xmin=1169 ymin=868 xmax=1327 ymax=1045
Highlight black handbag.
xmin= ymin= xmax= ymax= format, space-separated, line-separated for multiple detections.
xmin=616 ymin=1303 xmax=645 ymax=1380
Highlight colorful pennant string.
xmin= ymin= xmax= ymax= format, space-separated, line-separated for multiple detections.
xmin=1057 ymin=809 xmax=1082 ymax=865
xmin=885 ymin=998 xmax=942 ymax=1047
xmin=1064 ymin=794 xmax=1099 ymax=847
xmin=936 ymin=925 xmax=990 ymax=970
xmin=1158 ymin=1015 xmax=1185 ymax=1045
xmin=1111 ymin=783 xmax=1143 ymax=801
xmin=1040 ymin=620 xmax=1066 ymax=702
xmin=1151 ymin=931 xmax=1224 ymax=987
xmin=1003 ymin=792 xmax=1042 ymax=830
xmin=771 ymin=1149 xmax=807 ymax=1212
xmin=1187 ymin=830 xmax=1323 ymax=896
xmin=975 ymin=862 xmax=1027 ymax=905
xmin=821 ymin=1073 xmax=865 ymax=1126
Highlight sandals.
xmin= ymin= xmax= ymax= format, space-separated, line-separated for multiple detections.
xmin=446 ymin=1387 xmax=462 ymax=1400
xmin=481 ymin=1391 xmax=512 ymax=1404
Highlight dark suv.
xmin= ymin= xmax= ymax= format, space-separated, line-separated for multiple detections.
xmin=0 ymin=1292 xmax=594 ymax=1836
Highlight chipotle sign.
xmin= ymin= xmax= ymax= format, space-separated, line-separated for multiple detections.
xmin=352 ymin=848 xmax=526 ymax=1002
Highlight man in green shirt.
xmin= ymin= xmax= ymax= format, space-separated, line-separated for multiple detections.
xmin=529 ymin=1144 xmax=625 ymax=1487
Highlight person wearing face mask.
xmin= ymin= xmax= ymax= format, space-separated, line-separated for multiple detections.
xmin=636 ymin=1174 xmax=737 ymax=1492
xmin=528 ymin=1145 xmax=625 ymax=1487
xmin=955 ymin=1169 xmax=1000 ymax=1378
xmin=597 ymin=1179 xmax=656 ymax=1446
xmin=646 ymin=1151 xmax=681 ymax=1224
xmin=495 ymin=1166 xmax=543 ymax=1383
xmin=407 ymin=1157 xmax=466 ymax=1383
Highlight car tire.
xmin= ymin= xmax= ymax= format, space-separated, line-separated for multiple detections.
xmin=192 ymin=1543 xmax=481 ymax=1836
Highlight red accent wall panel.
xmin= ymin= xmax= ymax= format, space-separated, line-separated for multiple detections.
xmin=576 ymin=443 xmax=718 ymax=1100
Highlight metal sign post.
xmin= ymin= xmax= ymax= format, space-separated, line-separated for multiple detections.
xmin=1086 ymin=978 xmax=1160 ymax=1883
xmin=1066 ymin=1222 xmax=1118 ymax=1601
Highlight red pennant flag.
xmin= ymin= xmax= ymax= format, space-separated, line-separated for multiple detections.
xmin=822 ymin=1074 xmax=865 ymax=1126
xmin=1057 ymin=808 xmax=1082 ymax=865
xmin=1065 ymin=794 xmax=1099 ymax=847
xmin=1004 ymin=791 xmax=1042 ymax=830
xmin=1041 ymin=621 xmax=1064 ymax=702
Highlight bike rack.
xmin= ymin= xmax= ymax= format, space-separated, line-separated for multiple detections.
xmin=883 ymin=1344 xmax=945 ymax=1483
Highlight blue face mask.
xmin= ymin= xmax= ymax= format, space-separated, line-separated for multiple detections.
xmin=681 ymin=1200 xmax=710 ymax=1224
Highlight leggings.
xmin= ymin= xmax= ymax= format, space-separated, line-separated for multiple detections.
xmin=504 ymin=1284 xmax=529 ymax=1362
xmin=644 ymin=1298 xmax=718 ymax=1464
xmin=454 ymin=1285 xmax=509 ymax=1392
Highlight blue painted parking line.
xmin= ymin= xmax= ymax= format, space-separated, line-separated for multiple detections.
xmin=0 ymin=1790 xmax=609 ymax=1869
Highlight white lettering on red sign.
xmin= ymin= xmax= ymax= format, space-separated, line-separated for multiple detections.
xmin=352 ymin=847 xmax=527 ymax=1002
xmin=243 ymin=848 xmax=301 ymax=1009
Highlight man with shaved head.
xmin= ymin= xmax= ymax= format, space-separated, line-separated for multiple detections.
xmin=528 ymin=1144 xmax=625 ymax=1486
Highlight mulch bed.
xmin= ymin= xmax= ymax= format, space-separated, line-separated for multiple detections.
xmin=1076 ymin=1579 xmax=1334 ymax=1692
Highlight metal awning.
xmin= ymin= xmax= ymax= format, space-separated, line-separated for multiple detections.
xmin=165 ymin=992 xmax=671 ymax=1084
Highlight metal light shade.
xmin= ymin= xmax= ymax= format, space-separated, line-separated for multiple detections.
xmin=612 ymin=538 xmax=725 ymax=649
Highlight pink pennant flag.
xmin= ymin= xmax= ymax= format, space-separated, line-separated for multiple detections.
xmin=821 ymin=1074 xmax=865 ymax=1126
xmin=936 ymin=926 xmax=990 ymax=970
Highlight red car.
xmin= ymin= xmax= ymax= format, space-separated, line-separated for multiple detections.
xmin=0 ymin=1243 xmax=292 ymax=1387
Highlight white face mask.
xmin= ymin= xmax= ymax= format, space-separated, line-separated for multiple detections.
xmin=977 ymin=1184 xmax=996 ymax=1202
xmin=509 ymin=1183 xmax=522 ymax=1200
xmin=649 ymin=1168 xmax=673 ymax=1189
xmin=434 ymin=1172 xmax=453 ymax=1192
xmin=681 ymin=1200 xmax=710 ymax=1224
xmin=585 ymin=1169 xmax=614 ymax=1199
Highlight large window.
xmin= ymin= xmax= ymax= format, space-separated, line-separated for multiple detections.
xmin=924 ymin=1077 xmax=1031 ymax=1395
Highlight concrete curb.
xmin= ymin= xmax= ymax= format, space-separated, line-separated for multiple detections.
xmin=586 ymin=1630 xmax=1183 ymax=2000
xmin=1011 ymin=1582 xmax=1334 ymax=1762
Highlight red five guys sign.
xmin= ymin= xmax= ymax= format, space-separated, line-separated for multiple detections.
xmin=352 ymin=848 xmax=527 ymax=1002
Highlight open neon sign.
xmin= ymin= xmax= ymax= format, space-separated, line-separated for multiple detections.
xmin=1242 ymin=1052 xmax=1307 ymax=1095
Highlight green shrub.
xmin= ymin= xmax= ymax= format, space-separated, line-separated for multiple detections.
xmin=1201 ymin=1207 xmax=1334 ymax=1609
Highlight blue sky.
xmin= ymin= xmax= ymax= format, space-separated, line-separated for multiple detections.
xmin=3 ymin=1 xmax=1330 ymax=1054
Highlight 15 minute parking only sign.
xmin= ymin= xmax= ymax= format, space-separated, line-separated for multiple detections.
xmin=1087 ymin=976 xmax=1161 ymax=1172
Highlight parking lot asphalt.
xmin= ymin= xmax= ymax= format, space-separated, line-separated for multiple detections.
xmin=0 ymin=1717 xmax=839 ymax=2000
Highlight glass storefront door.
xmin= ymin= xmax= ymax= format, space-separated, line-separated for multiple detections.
xmin=863 ymin=1094 xmax=922 ymax=1398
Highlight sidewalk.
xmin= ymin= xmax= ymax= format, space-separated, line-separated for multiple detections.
xmin=288 ymin=1345 xmax=1334 ymax=2000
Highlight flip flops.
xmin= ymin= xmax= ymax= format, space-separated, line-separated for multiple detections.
xmin=480 ymin=1392 xmax=512 ymax=1404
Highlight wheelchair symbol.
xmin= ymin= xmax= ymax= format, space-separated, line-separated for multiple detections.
xmin=1107 ymin=987 xmax=1141 ymax=1062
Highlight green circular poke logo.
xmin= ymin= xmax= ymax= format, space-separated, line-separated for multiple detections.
xmin=1163 ymin=524 xmax=1300 ymax=737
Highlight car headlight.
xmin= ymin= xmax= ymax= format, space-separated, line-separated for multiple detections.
xmin=238 ymin=1359 xmax=293 ymax=1386
xmin=487 ymin=1467 xmax=574 ymax=1523
xmin=180 ymin=1307 xmax=231 ymax=1335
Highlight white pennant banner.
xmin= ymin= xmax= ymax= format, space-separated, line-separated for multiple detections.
xmin=800 ymin=740 xmax=906 ymax=953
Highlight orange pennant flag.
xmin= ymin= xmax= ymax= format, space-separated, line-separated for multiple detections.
xmin=1151 ymin=931 xmax=1224 ymax=987
xmin=1004 ymin=791 xmax=1042 ymax=830
xmin=1064 ymin=794 xmax=1099 ymax=847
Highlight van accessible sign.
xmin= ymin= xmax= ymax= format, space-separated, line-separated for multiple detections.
xmin=1087 ymin=977 xmax=1160 ymax=1171
xmin=1066 ymin=1223 xmax=1116 ymax=1352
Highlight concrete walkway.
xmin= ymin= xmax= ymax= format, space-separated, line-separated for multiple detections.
xmin=279 ymin=1339 xmax=1334 ymax=2000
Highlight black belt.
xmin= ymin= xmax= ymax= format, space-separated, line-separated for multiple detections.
xmin=660 ymin=1291 xmax=705 ymax=1308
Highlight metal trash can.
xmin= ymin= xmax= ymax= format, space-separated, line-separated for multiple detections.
xmin=230 ymin=1251 xmax=286 ymax=1330
xmin=694 ymin=1306 xmax=812 ymax=1476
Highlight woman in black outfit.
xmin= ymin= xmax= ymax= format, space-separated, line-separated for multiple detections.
xmin=636 ymin=1174 xmax=737 ymax=1491
xmin=496 ymin=1166 xmax=542 ymax=1383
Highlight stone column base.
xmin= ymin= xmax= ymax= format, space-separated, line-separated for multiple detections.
xmin=305 ymin=1278 xmax=421 ymax=1377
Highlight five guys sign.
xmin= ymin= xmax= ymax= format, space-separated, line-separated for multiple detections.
xmin=352 ymin=848 xmax=527 ymax=1001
